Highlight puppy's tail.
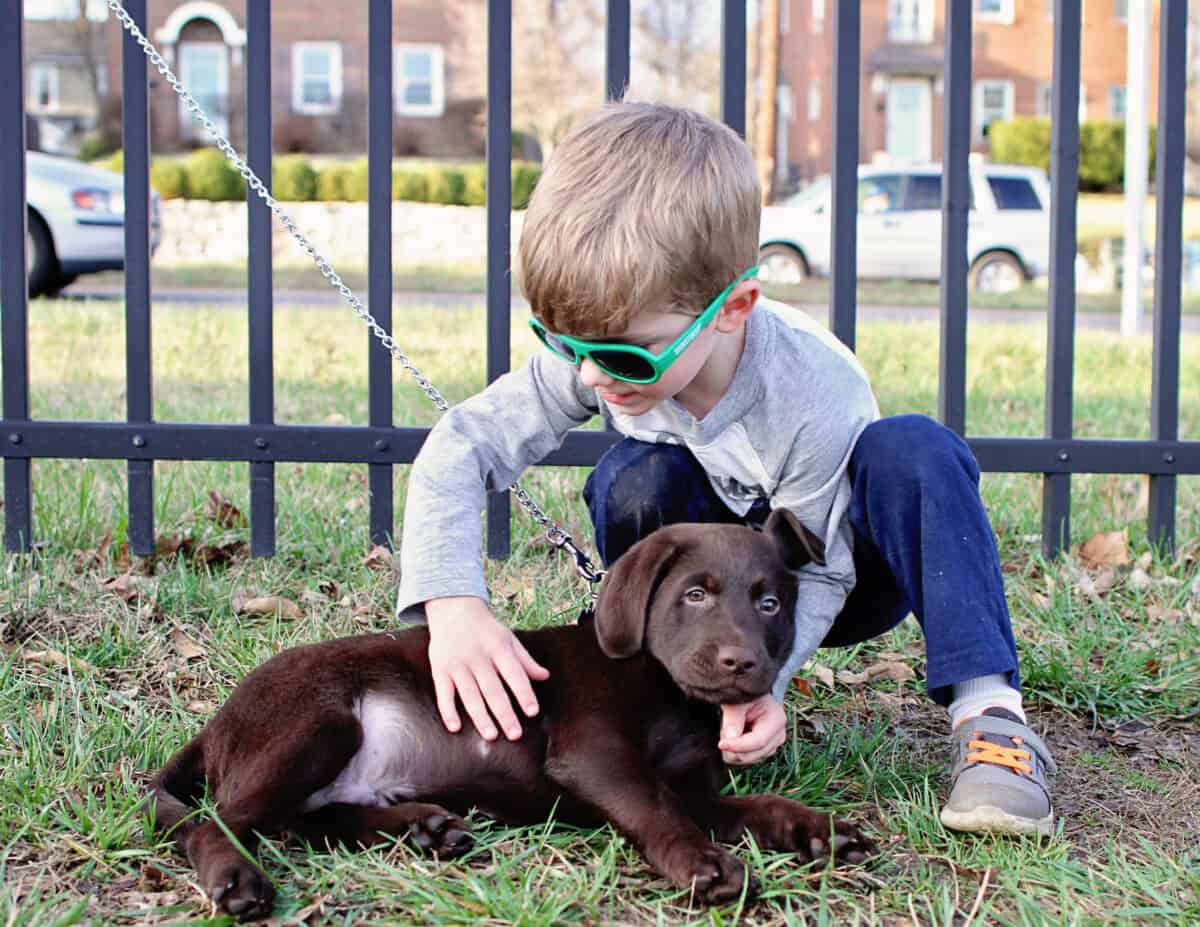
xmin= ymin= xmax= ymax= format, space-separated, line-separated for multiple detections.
xmin=148 ymin=734 xmax=207 ymax=854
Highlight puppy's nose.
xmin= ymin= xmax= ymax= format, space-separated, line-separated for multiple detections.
xmin=717 ymin=646 xmax=757 ymax=675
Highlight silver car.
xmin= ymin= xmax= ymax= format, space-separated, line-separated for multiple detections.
xmin=759 ymin=162 xmax=1051 ymax=294
xmin=25 ymin=152 xmax=162 ymax=297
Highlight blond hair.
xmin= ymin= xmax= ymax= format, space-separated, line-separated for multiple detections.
xmin=519 ymin=102 xmax=761 ymax=338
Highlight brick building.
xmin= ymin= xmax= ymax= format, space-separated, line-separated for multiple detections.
xmin=776 ymin=0 xmax=1161 ymax=187
xmin=25 ymin=0 xmax=488 ymax=156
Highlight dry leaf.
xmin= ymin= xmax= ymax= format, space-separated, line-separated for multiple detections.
xmin=186 ymin=700 xmax=217 ymax=715
xmin=865 ymin=660 xmax=917 ymax=683
xmin=23 ymin=649 xmax=95 ymax=674
xmin=154 ymin=534 xmax=190 ymax=559
xmin=793 ymin=677 xmax=813 ymax=697
xmin=363 ymin=545 xmax=395 ymax=572
xmin=207 ymin=490 xmax=246 ymax=528
xmin=1079 ymin=530 xmax=1129 ymax=569
xmin=169 ymin=627 xmax=207 ymax=661
xmin=193 ymin=539 xmax=248 ymax=568
xmin=1128 ymin=568 xmax=1153 ymax=591
xmin=835 ymin=669 xmax=870 ymax=686
xmin=239 ymin=596 xmax=302 ymax=619
xmin=101 ymin=573 xmax=136 ymax=602
xmin=319 ymin=580 xmax=340 ymax=599
xmin=300 ymin=589 xmax=332 ymax=607
xmin=138 ymin=863 xmax=170 ymax=893
xmin=810 ymin=663 xmax=835 ymax=688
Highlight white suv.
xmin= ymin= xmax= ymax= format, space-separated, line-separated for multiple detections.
xmin=759 ymin=162 xmax=1051 ymax=294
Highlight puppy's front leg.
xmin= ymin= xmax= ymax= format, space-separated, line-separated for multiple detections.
xmin=545 ymin=723 xmax=754 ymax=904
xmin=689 ymin=794 xmax=872 ymax=865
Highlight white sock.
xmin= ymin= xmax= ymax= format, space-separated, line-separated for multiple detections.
xmin=949 ymin=673 xmax=1025 ymax=729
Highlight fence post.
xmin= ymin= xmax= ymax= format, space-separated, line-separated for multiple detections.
xmin=122 ymin=0 xmax=155 ymax=557
xmin=720 ymin=0 xmax=747 ymax=136
xmin=485 ymin=0 xmax=514 ymax=560
xmin=247 ymin=0 xmax=276 ymax=557
xmin=1 ymin=2 xmax=31 ymax=553
xmin=606 ymin=0 xmax=631 ymax=102
xmin=938 ymin=0 xmax=972 ymax=435
xmin=1042 ymin=0 xmax=1082 ymax=559
xmin=829 ymin=0 xmax=859 ymax=349
xmin=1148 ymin=0 xmax=1186 ymax=554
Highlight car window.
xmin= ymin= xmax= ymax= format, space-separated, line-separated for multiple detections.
xmin=987 ymin=176 xmax=1042 ymax=210
xmin=858 ymin=175 xmax=903 ymax=214
xmin=901 ymin=174 xmax=941 ymax=210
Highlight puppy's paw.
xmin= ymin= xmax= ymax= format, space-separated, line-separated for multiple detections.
xmin=789 ymin=810 xmax=873 ymax=866
xmin=677 ymin=844 xmax=757 ymax=905
xmin=205 ymin=858 xmax=275 ymax=921
xmin=406 ymin=806 xmax=474 ymax=859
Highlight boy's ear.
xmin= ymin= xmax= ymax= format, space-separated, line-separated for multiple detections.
xmin=593 ymin=530 xmax=681 ymax=658
xmin=715 ymin=280 xmax=760 ymax=333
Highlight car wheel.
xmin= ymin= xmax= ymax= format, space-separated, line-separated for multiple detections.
xmin=26 ymin=211 xmax=57 ymax=298
xmin=969 ymin=251 xmax=1025 ymax=295
xmin=758 ymin=244 xmax=809 ymax=286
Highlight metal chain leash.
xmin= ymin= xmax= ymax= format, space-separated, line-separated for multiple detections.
xmin=107 ymin=0 xmax=605 ymax=588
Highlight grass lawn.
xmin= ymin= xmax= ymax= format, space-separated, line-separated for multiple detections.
xmin=2 ymin=300 xmax=1199 ymax=925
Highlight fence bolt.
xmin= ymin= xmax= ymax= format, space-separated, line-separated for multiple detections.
xmin=374 ymin=439 xmax=389 ymax=452
xmin=255 ymin=437 xmax=268 ymax=450
xmin=8 ymin=433 xmax=21 ymax=445
xmin=1164 ymin=452 xmax=1176 ymax=464
xmin=1057 ymin=450 xmax=1070 ymax=462
xmin=131 ymin=434 xmax=146 ymax=448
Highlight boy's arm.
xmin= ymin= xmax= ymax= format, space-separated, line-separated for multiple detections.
xmin=397 ymin=351 xmax=598 ymax=618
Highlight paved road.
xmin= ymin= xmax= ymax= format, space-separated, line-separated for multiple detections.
xmin=59 ymin=282 xmax=1200 ymax=334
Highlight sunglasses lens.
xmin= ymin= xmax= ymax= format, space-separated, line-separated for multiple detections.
xmin=591 ymin=350 xmax=656 ymax=383
xmin=537 ymin=329 xmax=580 ymax=364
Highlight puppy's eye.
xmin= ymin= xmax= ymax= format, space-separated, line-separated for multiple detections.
xmin=759 ymin=595 xmax=781 ymax=615
xmin=685 ymin=588 xmax=707 ymax=603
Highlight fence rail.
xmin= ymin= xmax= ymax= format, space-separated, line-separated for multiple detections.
xmin=1 ymin=0 xmax=1196 ymax=562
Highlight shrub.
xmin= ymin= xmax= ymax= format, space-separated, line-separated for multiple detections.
xmin=99 ymin=149 xmax=124 ymax=174
xmin=427 ymin=166 xmax=467 ymax=205
xmin=149 ymin=159 xmax=189 ymax=199
xmin=511 ymin=161 xmax=541 ymax=209
xmin=315 ymin=164 xmax=353 ymax=201
xmin=184 ymin=147 xmax=245 ymax=200
xmin=78 ymin=128 xmax=122 ymax=162
xmin=393 ymin=167 xmax=430 ymax=202
xmin=989 ymin=117 xmax=1157 ymax=192
xmin=344 ymin=159 xmax=370 ymax=201
xmin=462 ymin=164 xmax=487 ymax=206
xmin=273 ymin=155 xmax=318 ymax=201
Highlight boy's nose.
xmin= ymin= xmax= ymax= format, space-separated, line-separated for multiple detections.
xmin=578 ymin=358 xmax=614 ymax=388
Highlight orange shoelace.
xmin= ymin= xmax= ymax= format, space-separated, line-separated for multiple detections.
xmin=967 ymin=734 xmax=1032 ymax=775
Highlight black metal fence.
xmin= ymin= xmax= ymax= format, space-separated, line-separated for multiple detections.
xmin=1 ymin=0 xmax=1195 ymax=563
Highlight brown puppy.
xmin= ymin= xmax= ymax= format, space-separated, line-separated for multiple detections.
xmin=149 ymin=511 xmax=871 ymax=919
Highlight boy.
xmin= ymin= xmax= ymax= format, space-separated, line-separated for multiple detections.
xmin=397 ymin=102 xmax=1056 ymax=837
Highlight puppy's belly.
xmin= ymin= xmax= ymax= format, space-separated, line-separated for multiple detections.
xmin=301 ymin=691 xmax=540 ymax=813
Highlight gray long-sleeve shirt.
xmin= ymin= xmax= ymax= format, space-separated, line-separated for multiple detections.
xmin=397 ymin=297 xmax=880 ymax=699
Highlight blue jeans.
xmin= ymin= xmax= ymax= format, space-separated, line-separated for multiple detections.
xmin=582 ymin=415 xmax=1020 ymax=706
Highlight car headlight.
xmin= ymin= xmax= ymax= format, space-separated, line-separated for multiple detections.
xmin=71 ymin=188 xmax=125 ymax=215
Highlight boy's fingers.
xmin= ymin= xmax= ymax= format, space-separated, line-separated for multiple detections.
xmin=451 ymin=669 xmax=499 ymax=741
xmin=470 ymin=662 xmax=522 ymax=741
xmin=494 ymin=650 xmax=541 ymax=721
xmin=515 ymin=641 xmax=551 ymax=681
xmin=432 ymin=671 xmax=462 ymax=733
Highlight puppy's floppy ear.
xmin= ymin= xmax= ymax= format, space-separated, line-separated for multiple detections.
xmin=593 ymin=530 xmax=681 ymax=658
xmin=764 ymin=508 xmax=826 ymax=569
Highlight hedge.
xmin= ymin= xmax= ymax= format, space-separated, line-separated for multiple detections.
xmin=93 ymin=149 xmax=542 ymax=207
xmin=988 ymin=117 xmax=1157 ymax=192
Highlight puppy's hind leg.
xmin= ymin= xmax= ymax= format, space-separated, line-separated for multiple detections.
xmin=290 ymin=801 xmax=474 ymax=858
xmin=149 ymin=734 xmax=207 ymax=854
xmin=186 ymin=715 xmax=363 ymax=920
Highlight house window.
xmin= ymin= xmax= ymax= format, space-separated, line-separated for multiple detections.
xmin=811 ymin=0 xmax=824 ymax=35
xmin=1110 ymin=85 xmax=1126 ymax=118
xmin=28 ymin=63 xmax=60 ymax=113
xmin=1038 ymin=82 xmax=1090 ymax=122
xmin=889 ymin=0 xmax=934 ymax=43
xmin=395 ymin=44 xmax=445 ymax=117
xmin=291 ymin=42 xmax=342 ymax=115
xmin=973 ymin=80 xmax=1014 ymax=143
xmin=808 ymin=80 xmax=821 ymax=121
xmin=977 ymin=0 xmax=1015 ymax=24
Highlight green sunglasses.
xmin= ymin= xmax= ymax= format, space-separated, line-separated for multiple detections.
xmin=528 ymin=266 xmax=760 ymax=385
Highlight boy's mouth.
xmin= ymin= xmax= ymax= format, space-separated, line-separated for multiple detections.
xmin=600 ymin=390 xmax=639 ymax=406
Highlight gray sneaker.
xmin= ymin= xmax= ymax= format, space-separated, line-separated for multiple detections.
xmin=940 ymin=708 xmax=1057 ymax=837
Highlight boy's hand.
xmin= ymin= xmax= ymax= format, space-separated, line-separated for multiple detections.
xmin=718 ymin=694 xmax=787 ymax=765
xmin=426 ymin=596 xmax=550 ymax=742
